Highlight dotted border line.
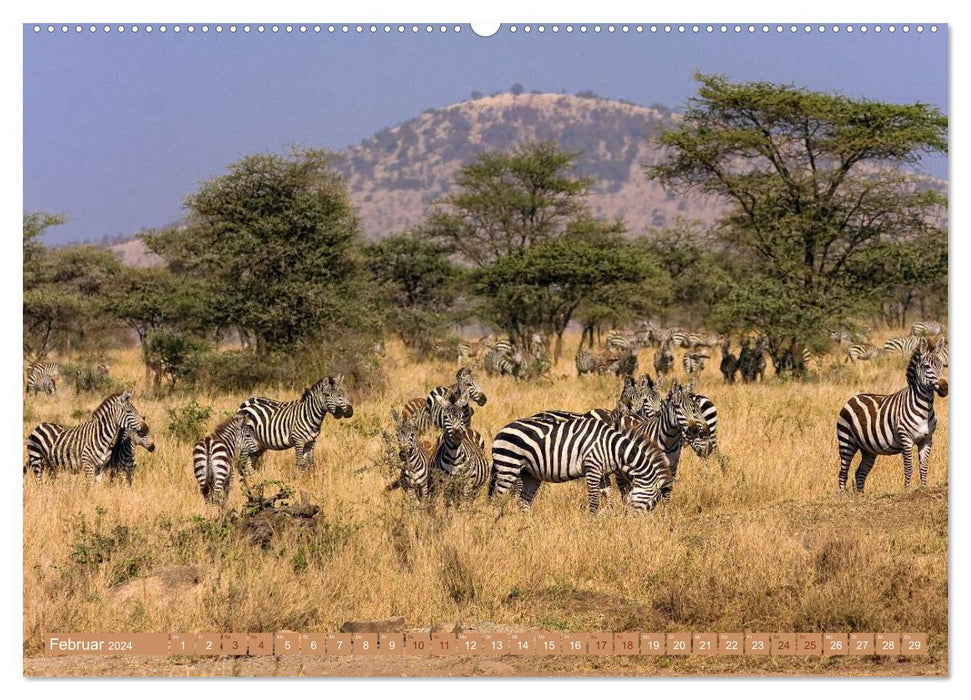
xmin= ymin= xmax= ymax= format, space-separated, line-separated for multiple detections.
xmin=31 ymin=24 xmax=940 ymax=35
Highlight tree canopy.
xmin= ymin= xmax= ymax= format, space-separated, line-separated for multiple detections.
xmin=650 ymin=73 xmax=948 ymax=365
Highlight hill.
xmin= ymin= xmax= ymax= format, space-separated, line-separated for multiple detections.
xmin=337 ymin=92 xmax=725 ymax=239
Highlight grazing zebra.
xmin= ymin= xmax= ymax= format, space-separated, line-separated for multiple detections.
xmin=653 ymin=343 xmax=674 ymax=377
xmin=237 ymin=375 xmax=353 ymax=470
xmin=738 ymin=340 xmax=766 ymax=383
xmin=682 ymin=352 xmax=709 ymax=376
xmin=25 ymin=361 xmax=59 ymax=395
xmin=387 ymin=409 xmax=436 ymax=501
xmin=606 ymin=329 xmax=651 ymax=352
xmin=489 ymin=413 xmax=672 ymax=513
xmin=192 ymin=416 xmax=259 ymax=504
xmin=575 ymin=348 xmax=607 ymax=376
xmin=883 ymin=336 xmax=924 ymax=355
xmin=837 ymin=341 xmax=947 ymax=492
xmin=433 ymin=396 xmax=490 ymax=504
xmin=484 ymin=346 xmax=516 ymax=377
xmin=720 ymin=343 xmax=739 ymax=384
xmin=24 ymin=390 xmax=154 ymax=482
xmin=402 ymin=367 xmax=486 ymax=434
xmin=846 ymin=343 xmax=883 ymax=363
xmin=910 ymin=320 xmax=944 ymax=337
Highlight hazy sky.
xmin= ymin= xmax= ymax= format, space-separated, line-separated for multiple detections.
xmin=23 ymin=24 xmax=948 ymax=244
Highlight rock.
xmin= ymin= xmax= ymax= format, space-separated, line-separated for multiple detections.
xmin=340 ymin=617 xmax=406 ymax=634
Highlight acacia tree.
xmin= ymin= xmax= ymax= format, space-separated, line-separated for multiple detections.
xmin=474 ymin=219 xmax=666 ymax=360
xmin=650 ymin=74 xmax=948 ymax=369
xmin=364 ymin=232 xmax=463 ymax=350
xmin=144 ymin=148 xmax=373 ymax=353
xmin=423 ymin=141 xmax=591 ymax=267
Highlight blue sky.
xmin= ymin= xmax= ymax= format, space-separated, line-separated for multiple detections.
xmin=23 ymin=24 xmax=949 ymax=244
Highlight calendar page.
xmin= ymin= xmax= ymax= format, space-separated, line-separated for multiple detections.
xmin=21 ymin=18 xmax=949 ymax=679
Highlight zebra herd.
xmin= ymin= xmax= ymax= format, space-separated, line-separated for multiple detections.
xmin=24 ymin=361 xmax=110 ymax=396
xmin=386 ymin=366 xmax=718 ymax=513
xmin=22 ymin=322 xmax=948 ymax=510
xmin=24 ymin=374 xmax=354 ymax=505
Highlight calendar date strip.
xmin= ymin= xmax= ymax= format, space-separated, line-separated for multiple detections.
xmin=44 ymin=631 xmax=928 ymax=657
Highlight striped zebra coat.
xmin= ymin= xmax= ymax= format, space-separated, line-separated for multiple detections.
xmin=653 ymin=344 xmax=674 ymax=377
xmin=24 ymin=391 xmax=155 ymax=481
xmin=237 ymin=375 xmax=353 ymax=469
xmin=433 ymin=396 xmax=490 ymax=504
xmin=26 ymin=361 xmax=60 ymax=395
xmin=910 ymin=320 xmax=944 ymax=337
xmin=387 ymin=409 xmax=436 ymax=501
xmin=193 ymin=415 xmax=259 ymax=504
xmin=682 ymin=352 xmax=709 ymax=376
xmin=837 ymin=343 xmax=947 ymax=492
xmin=402 ymin=367 xmax=487 ymax=435
xmin=489 ymin=413 xmax=672 ymax=513
xmin=846 ymin=343 xmax=883 ymax=362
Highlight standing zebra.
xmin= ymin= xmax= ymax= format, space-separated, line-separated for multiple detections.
xmin=846 ymin=343 xmax=883 ymax=363
xmin=24 ymin=390 xmax=155 ymax=482
xmin=653 ymin=343 xmax=674 ymax=377
xmin=682 ymin=352 xmax=709 ymax=376
xmin=837 ymin=341 xmax=947 ymax=492
xmin=720 ymin=342 xmax=739 ymax=384
xmin=402 ymin=367 xmax=487 ymax=434
xmin=910 ymin=320 xmax=944 ymax=337
xmin=489 ymin=413 xmax=672 ymax=513
xmin=433 ymin=396 xmax=490 ymax=504
xmin=237 ymin=375 xmax=353 ymax=470
xmin=193 ymin=416 xmax=259 ymax=504
xmin=387 ymin=409 xmax=435 ymax=501
xmin=883 ymin=336 xmax=924 ymax=355
xmin=25 ymin=361 xmax=60 ymax=395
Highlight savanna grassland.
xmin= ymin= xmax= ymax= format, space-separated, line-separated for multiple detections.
xmin=22 ymin=332 xmax=948 ymax=676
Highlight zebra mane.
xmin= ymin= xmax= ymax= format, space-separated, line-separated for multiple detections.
xmin=92 ymin=390 xmax=132 ymax=416
xmin=302 ymin=377 xmax=336 ymax=402
xmin=213 ymin=413 xmax=245 ymax=434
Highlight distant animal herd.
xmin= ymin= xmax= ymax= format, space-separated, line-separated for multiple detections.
xmin=23 ymin=319 xmax=948 ymax=513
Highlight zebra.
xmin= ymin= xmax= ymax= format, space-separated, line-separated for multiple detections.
xmin=682 ymin=352 xmax=709 ymax=376
xmin=837 ymin=341 xmax=947 ymax=492
xmin=402 ymin=367 xmax=487 ymax=434
xmin=101 ymin=420 xmax=155 ymax=484
xmin=387 ymin=409 xmax=436 ymax=501
xmin=433 ymin=395 xmax=490 ymax=504
xmin=489 ymin=413 xmax=672 ymax=513
xmin=738 ymin=340 xmax=766 ymax=383
xmin=720 ymin=343 xmax=739 ymax=384
xmin=457 ymin=335 xmax=491 ymax=366
xmin=846 ymin=343 xmax=883 ymax=363
xmin=24 ymin=390 xmax=155 ymax=482
xmin=237 ymin=375 xmax=353 ymax=470
xmin=25 ymin=361 xmax=59 ymax=395
xmin=484 ymin=347 xmax=515 ymax=377
xmin=685 ymin=332 xmax=721 ymax=350
xmin=653 ymin=343 xmax=674 ymax=377
xmin=193 ymin=415 xmax=259 ymax=505
xmin=883 ymin=336 xmax=924 ymax=355
xmin=576 ymin=348 xmax=607 ymax=376
xmin=910 ymin=320 xmax=944 ymax=337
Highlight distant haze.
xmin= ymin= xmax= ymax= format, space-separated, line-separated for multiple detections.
xmin=24 ymin=25 xmax=948 ymax=245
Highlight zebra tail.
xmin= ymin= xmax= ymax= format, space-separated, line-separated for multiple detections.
xmin=487 ymin=461 xmax=501 ymax=498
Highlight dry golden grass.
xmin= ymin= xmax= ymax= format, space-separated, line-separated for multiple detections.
xmin=22 ymin=332 xmax=948 ymax=675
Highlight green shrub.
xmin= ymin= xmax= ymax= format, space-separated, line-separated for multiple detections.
xmin=166 ymin=400 xmax=213 ymax=442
